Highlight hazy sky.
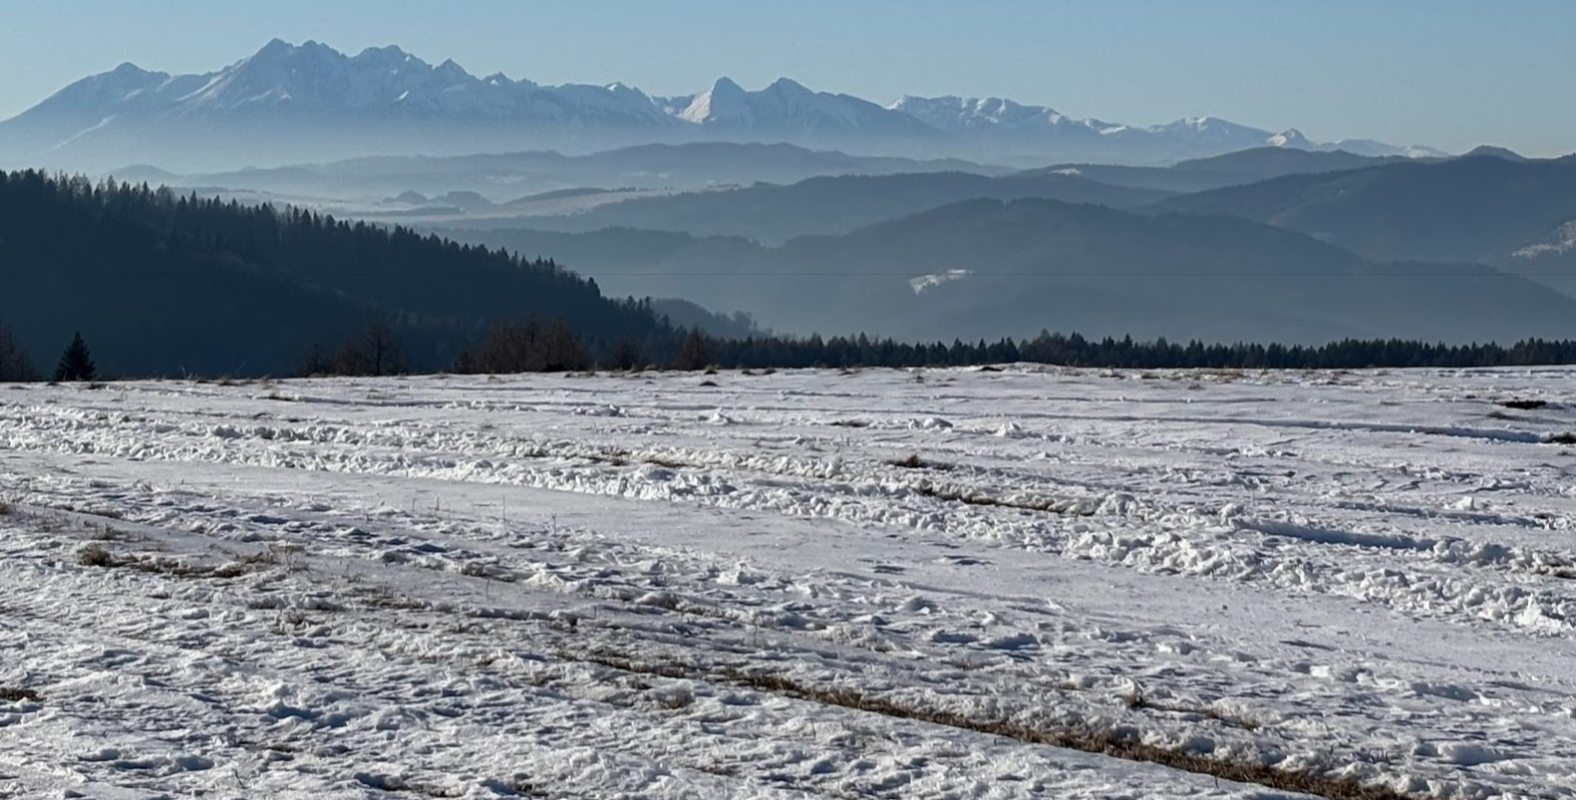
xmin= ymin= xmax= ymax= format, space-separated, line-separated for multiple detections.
xmin=2 ymin=0 xmax=1571 ymax=155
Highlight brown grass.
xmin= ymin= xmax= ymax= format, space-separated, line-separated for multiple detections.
xmin=0 ymin=687 xmax=42 ymax=703
xmin=566 ymin=649 xmax=1415 ymax=800
xmin=728 ymin=671 xmax=1406 ymax=800
xmin=889 ymin=454 xmax=954 ymax=472
xmin=915 ymin=484 xmax=1093 ymax=516
xmin=642 ymin=455 xmax=688 ymax=470
xmin=77 ymin=544 xmax=115 ymax=567
xmin=77 ymin=544 xmax=273 ymax=579
xmin=1501 ymin=399 xmax=1549 ymax=410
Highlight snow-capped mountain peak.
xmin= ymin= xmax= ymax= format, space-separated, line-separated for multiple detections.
xmin=674 ymin=76 xmax=933 ymax=138
xmin=0 ymin=39 xmax=1446 ymax=172
xmin=1267 ymin=128 xmax=1313 ymax=148
xmin=680 ymin=77 xmax=748 ymax=124
xmin=891 ymin=95 xmax=1110 ymax=138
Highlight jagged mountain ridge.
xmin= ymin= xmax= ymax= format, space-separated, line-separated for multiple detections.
xmin=0 ymin=39 xmax=1443 ymax=172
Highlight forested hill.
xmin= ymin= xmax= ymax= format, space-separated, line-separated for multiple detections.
xmin=0 ymin=170 xmax=676 ymax=376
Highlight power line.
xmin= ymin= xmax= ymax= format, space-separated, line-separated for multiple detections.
xmin=6 ymin=272 xmax=1573 ymax=278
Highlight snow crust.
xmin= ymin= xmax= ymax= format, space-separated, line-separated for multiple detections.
xmin=2 ymin=366 xmax=1575 ymax=798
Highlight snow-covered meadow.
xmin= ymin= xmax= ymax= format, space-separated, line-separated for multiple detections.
xmin=2 ymin=366 xmax=1574 ymax=799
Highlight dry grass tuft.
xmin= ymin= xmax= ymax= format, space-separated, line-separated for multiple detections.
xmin=1501 ymin=399 xmax=1549 ymax=410
xmin=0 ymin=687 xmax=43 ymax=703
xmin=889 ymin=454 xmax=954 ymax=471
xmin=77 ymin=543 xmax=281 ymax=579
xmin=915 ymin=484 xmax=1090 ymax=516
xmin=77 ymin=544 xmax=115 ymax=567
xmin=642 ymin=455 xmax=687 ymax=470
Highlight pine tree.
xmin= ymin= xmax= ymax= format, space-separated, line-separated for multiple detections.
xmin=53 ymin=331 xmax=97 ymax=382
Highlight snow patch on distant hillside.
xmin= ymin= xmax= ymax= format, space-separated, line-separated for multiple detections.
xmin=909 ymin=268 xmax=972 ymax=294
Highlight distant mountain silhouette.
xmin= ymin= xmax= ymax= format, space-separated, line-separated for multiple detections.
xmin=1460 ymin=145 xmax=1528 ymax=162
xmin=106 ymin=142 xmax=1007 ymax=204
xmin=1020 ymin=147 xmax=1403 ymax=193
xmin=1150 ymin=156 xmax=1576 ymax=298
xmin=494 ymin=171 xmax=1172 ymax=244
xmin=453 ymin=198 xmax=1576 ymax=344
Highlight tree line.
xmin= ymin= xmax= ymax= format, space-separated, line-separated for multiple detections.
xmin=16 ymin=317 xmax=1576 ymax=383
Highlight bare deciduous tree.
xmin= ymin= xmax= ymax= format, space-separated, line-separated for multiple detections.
xmin=0 ymin=322 xmax=38 ymax=382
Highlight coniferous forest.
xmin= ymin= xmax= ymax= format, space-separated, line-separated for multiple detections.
xmin=7 ymin=168 xmax=1576 ymax=380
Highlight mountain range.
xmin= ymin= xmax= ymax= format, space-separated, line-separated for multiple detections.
xmin=0 ymin=39 xmax=1445 ymax=172
xmin=105 ymin=142 xmax=1010 ymax=207
xmin=422 ymin=146 xmax=1576 ymax=343
xmin=452 ymin=170 xmax=1174 ymax=244
xmin=422 ymin=147 xmax=1458 ymax=243
xmin=451 ymin=196 xmax=1576 ymax=346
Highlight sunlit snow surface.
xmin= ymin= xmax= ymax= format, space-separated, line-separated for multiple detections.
xmin=2 ymin=366 xmax=1574 ymax=798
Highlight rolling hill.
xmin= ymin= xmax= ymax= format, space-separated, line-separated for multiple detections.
xmin=461 ymin=171 xmax=1173 ymax=244
xmin=1026 ymin=147 xmax=1403 ymax=194
xmin=452 ymin=198 xmax=1576 ymax=345
xmin=1150 ymin=154 xmax=1576 ymax=264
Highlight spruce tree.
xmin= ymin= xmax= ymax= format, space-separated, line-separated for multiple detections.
xmin=53 ymin=331 xmax=97 ymax=382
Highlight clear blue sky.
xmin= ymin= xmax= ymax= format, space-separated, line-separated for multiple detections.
xmin=2 ymin=0 xmax=1571 ymax=155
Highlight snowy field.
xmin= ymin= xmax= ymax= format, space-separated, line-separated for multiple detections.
xmin=2 ymin=366 xmax=1575 ymax=799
